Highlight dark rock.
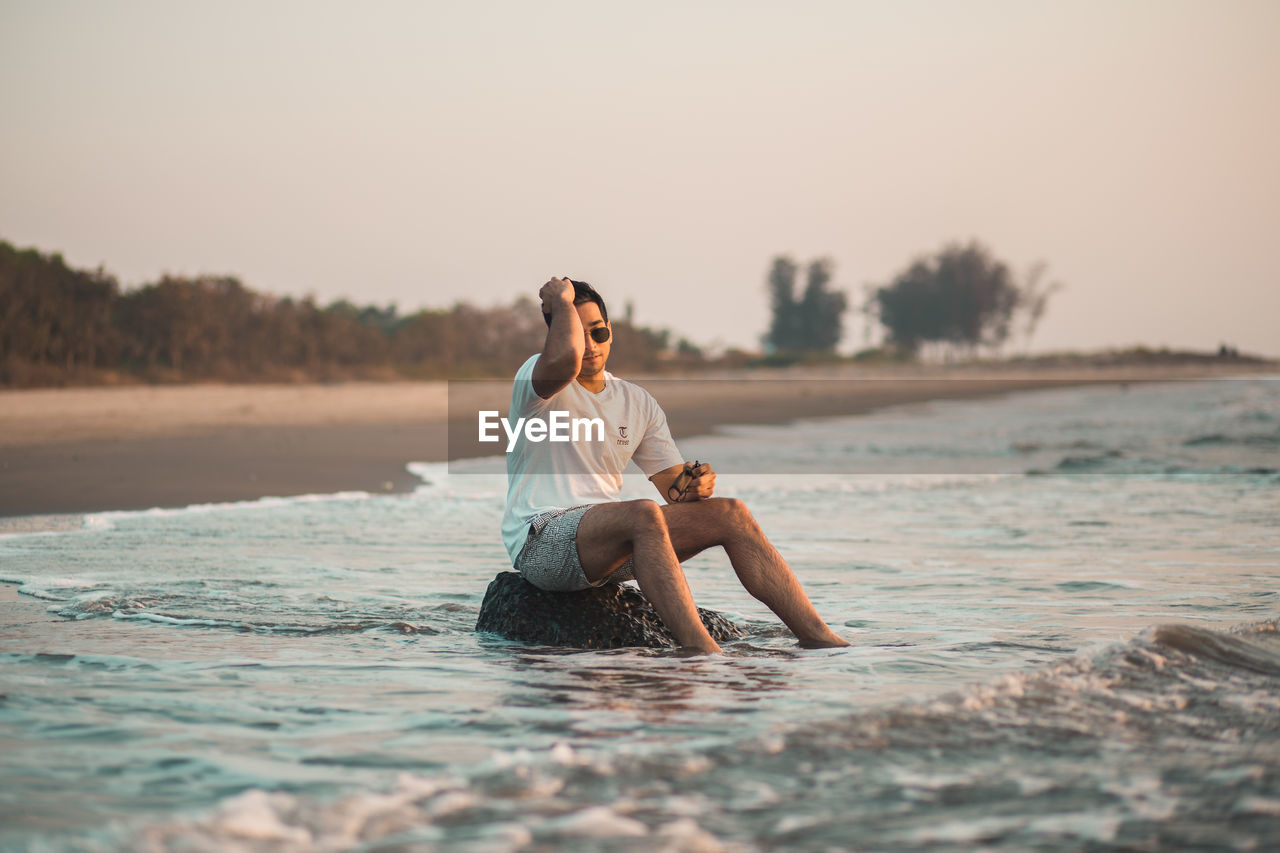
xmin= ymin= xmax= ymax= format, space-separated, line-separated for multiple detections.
xmin=475 ymin=571 xmax=744 ymax=649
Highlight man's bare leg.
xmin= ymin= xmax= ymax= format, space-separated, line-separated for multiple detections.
xmin=574 ymin=500 xmax=722 ymax=654
xmin=663 ymin=499 xmax=849 ymax=648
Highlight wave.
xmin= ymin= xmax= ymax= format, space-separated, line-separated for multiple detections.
xmin=26 ymin=587 xmax=454 ymax=636
xmin=1031 ymin=456 xmax=1280 ymax=479
xmin=1148 ymin=621 xmax=1280 ymax=676
xmin=1184 ymin=429 xmax=1280 ymax=448
xmin=130 ymin=617 xmax=1280 ymax=852
xmin=1051 ymin=449 xmax=1125 ymax=471
xmin=76 ymin=490 xmax=378 ymax=532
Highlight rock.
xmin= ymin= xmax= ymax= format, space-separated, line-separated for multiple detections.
xmin=474 ymin=571 xmax=744 ymax=650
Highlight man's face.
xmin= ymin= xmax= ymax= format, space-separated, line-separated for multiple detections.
xmin=575 ymin=301 xmax=611 ymax=379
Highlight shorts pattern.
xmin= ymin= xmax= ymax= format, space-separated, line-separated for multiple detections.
xmin=514 ymin=505 xmax=636 ymax=592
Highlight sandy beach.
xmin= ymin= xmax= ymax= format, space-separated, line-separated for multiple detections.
xmin=1 ymin=361 xmax=1268 ymax=521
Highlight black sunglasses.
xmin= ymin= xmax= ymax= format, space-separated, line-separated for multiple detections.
xmin=540 ymin=314 xmax=611 ymax=343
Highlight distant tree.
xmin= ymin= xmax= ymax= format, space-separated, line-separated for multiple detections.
xmin=1015 ymin=261 xmax=1064 ymax=353
xmin=675 ymin=337 xmax=703 ymax=358
xmin=800 ymin=258 xmax=845 ymax=352
xmin=115 ymin=276 xmax=262 ymax=374
xmin=765 ymin=256 xmax=801 ymax=351
xmin=609 ymin=318 xmax=671 ymax=372
xmin=326 ymin=299 xmax=400 ymax=336
xmin=0 ymin=242 xmax=121 ymax=383
xmin=763 ymin=255 xmax=847 ymax=353
xmin=868 ymin=241 xmax=1058 ymax=358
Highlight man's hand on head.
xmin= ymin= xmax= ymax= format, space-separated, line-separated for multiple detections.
xmin=539 ymin=277 xmax=576 ymax=322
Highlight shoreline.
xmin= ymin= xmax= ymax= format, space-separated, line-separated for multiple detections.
xmin=2 ymin=363 xmax=1273 ymax=523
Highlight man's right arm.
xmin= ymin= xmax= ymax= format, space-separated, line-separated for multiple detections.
xmin=531 ymin=277 xmax=582 ymax=399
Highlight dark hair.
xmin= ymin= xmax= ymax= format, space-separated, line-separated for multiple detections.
xmin=544 ymin=279 xmax=608 ymax=326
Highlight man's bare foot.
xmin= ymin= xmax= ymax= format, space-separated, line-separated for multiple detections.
xmin=671 ymin=639 xmax=724 ymax=655
xmin=798 ymin=633 xmax=851 ymax=649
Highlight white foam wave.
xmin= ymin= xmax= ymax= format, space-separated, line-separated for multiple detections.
xmin=543 ymin=806 xmax=648 ymax=839
xmin=111 ymin=612 xmax=235 ymax=628
xmin=80 ymin=490 xmax=375 ymax=530
xmin=407 ymin=460 xmax=506 ymax=501
xmin=0 ymin=514 xmax=88 ymax=540
xmin=0 ymin=575 xmax=106 ymax=601
xmin=406 ymin=460 xmax=449 ymax=490
xmin=139 ymin=769 xmax=729 ymax=853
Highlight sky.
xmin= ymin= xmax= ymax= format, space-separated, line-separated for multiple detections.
xmin=2 ymin=0 xmax=1277 ymax=356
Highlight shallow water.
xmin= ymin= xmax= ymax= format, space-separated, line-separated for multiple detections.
xmin=2 ymin=377 xmax=1277 ymax=851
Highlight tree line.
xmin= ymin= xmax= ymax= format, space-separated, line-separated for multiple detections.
xmin=764 ymin=241 xmax=1061 ymax=360
xmin=0 ymin=241 xmax=703 ymax=387
xmin=3 ymin=237 xmax=1065 ymax=387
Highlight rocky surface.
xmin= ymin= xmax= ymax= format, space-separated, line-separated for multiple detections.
xmin=474 ymin=571 xmax=744 ymax=650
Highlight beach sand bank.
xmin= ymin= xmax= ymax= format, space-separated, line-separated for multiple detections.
xmin=2 ymin=362 xmax=1268 ymax=520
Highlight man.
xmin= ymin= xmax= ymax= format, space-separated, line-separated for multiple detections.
xmin=501 ymin=276 xmax=849 ymax=654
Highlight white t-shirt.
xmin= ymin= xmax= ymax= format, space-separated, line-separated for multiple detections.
xmin=501 ymin=354 xmax=684 ymax=564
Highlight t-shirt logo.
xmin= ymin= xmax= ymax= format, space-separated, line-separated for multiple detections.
xmin=617 ymin=425 xmax=630 ymax=446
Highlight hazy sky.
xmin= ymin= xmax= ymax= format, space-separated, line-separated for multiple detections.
xmin=3 ymin=0 xmax=1277 ymax=356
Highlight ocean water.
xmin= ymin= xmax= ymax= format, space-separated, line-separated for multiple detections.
xmin=1 ymin=377 xmax=1278 ymax=852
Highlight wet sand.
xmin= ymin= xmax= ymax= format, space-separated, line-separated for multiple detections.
xmin=1 ymin=362 xmax=1266 ymax=520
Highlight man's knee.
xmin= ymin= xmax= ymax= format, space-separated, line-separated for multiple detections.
xmin=710 ymin=497 xmax=764 ymax=541
xmin=624 ymin=499 xmax=667 ymax=535
xmin=582 ymin=500 xmax=667 ymax=545
xmin=715 ymin=497 xmax=754 ymax=525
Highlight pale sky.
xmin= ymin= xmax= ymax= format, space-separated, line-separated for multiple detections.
xmin=2 ymin=0 xmax=1277 ymax=356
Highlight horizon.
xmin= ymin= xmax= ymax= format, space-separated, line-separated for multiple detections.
xmin=2 ymin=0 xmax=1277 ymax=357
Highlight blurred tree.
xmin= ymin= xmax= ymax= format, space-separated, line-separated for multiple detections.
xmin=0 ymin=242 xmax=118 ymax=382
xmin=765 ymin=256 xmax=801 ymax=351
xmin=1015 ymin=262 xmax=1065 ymax=353
xmin=869 ymin=241 xmax=1055 ymax=358
xmin=764 ymin=255 xmax=847 ymax=354
xmin=800 ymin=258 xmax=845 ymax=352
xmin=609 ymin=318 xmax=671 ymax=372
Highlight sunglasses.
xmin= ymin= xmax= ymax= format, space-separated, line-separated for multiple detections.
xmin=540 ymin=315 xmax=611 ymax=343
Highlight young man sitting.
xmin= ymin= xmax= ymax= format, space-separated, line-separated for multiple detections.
xmin=501 ymin=277 xmax=849 ymax=654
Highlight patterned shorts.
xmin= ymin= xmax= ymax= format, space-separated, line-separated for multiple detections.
xmin=514 ymin=505 xmax=636 ymax=592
